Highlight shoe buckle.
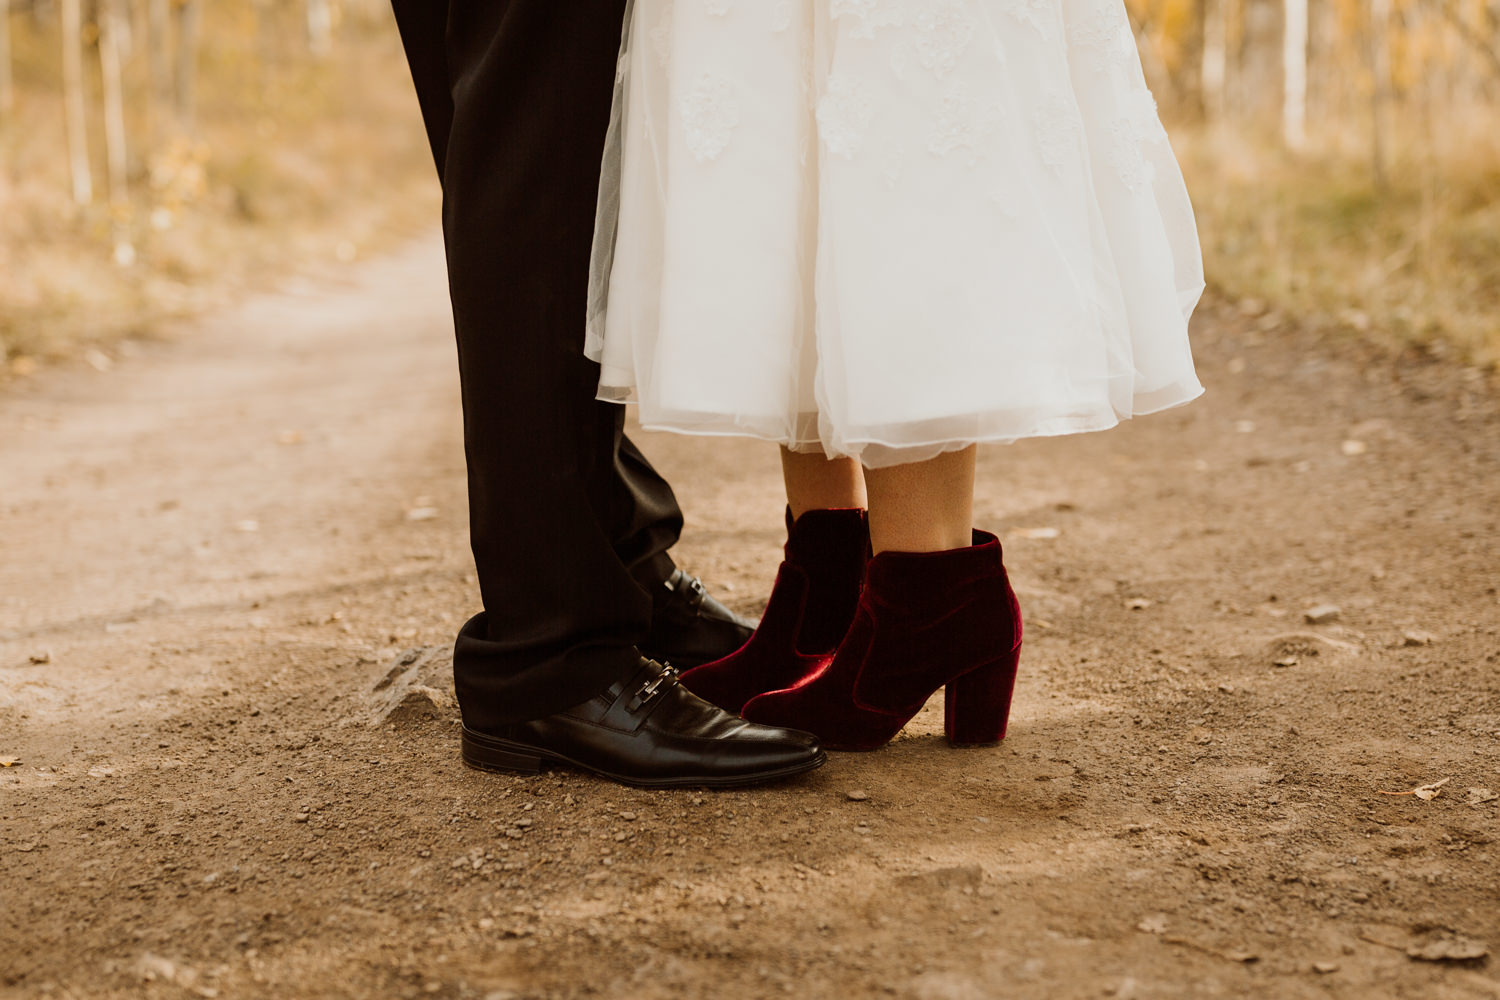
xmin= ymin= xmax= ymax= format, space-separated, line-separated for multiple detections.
xmin=630 ymin=663 xmax=679 ymax=711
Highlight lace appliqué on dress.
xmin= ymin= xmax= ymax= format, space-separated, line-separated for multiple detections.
xmin=910 ymin=0 xmax=980 ymax=77
xmin=817 ymin=73 xmax=876 ymax=158
xmin=830 ymin=0 xmax=906 ymax=39
xmin=928 ymin=82 xmax=1005 ymax=165
xmin=1065 ymin=0 xmax=1133 ymax=64
xmin=997 ymin=0 xmax=1059 ymax=39
xmin=1106 ymin=89 xmax=1165 ymax=190
xmin=681 ymin=74 xmax=742 ymax=162
xmin=1035 ymin=91 xmax=1083 ymax=174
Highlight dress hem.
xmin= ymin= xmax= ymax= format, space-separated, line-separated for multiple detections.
xmin=610 ymin=382 xmax=1205 ymax=468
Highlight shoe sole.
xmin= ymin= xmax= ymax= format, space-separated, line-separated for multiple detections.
xmin=460 ymin=727 xmax=827 ymax=790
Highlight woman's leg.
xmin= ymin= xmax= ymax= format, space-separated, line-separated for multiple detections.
xmin=678 ymin=449 xmax=868 ymax=712
xmin=742 ymin=443 xmax=1020 ymax=750
xmin=863 ymin=446 xmax=976 ymax=553
xmin=781 ymin=448 xmax=866 ymax=518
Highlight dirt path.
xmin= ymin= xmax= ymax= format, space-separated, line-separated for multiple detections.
xmin=3 ymin=235 xmax=1498 ymax=1000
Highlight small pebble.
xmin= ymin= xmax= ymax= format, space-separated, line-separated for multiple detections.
xmin=620 ymin=811 xmax=638 ymax=821
xmin=846 ymin=790 xmax=869 ymax=802
xmin=1303 ymin=604 xmax=1341 ymax=625
xmin=1312 ymin=962 xmax=1339 ymax=974
xmin=1402 ymin=630 xmax=1436 ymax=647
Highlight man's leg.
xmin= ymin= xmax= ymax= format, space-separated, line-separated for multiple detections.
xmin=392 ymin=0 xmax=669 ymax=725
xmin=389 ymin=0 xmax=821 ymax=787
xmin=392 ymin=0 xmax=750 ymax=720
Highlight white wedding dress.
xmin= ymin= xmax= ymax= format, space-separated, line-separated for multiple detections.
xmin=587 ymin=0 xmax=1205 ymax=468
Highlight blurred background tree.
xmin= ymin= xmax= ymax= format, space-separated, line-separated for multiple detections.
xmin=0 ymin=0 xmax=1496 ymax=372
xmin=1127 ymin=0 xmax=1499 ymax=362
xmin=0 ymin=0 xmax=438 ymax=370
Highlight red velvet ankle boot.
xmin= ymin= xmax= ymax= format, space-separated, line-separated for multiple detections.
xmin=742 ymin=530 xmax=1022 ymax=751
xmin=679 ymin=507 xmax=869 ymax=715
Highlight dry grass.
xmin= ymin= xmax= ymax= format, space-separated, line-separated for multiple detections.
xmin=1177 ymin=112 xmax=1500 ymax=367
xmin=0 ymin=8 xmax=440 ymax=370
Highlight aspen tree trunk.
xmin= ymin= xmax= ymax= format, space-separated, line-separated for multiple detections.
xmin=307 ymin=0 xmax=332 ymax=58
xmin=173 ymin=0 xmax=199 ymax=132
xmin=100 ymin=0 xmax=135 ymax=264
xmin=1369 ymin=0 xmax=1393 ymax=188
xmin=99 ymin=0 xmax=128 ymax=204
xmin=1282 ymin=0 xmax=1309 ymax=150
xmin=1202 ymin=0 xmax=1228 ymax=121
xmin=0 ymin=0 xmax=14 ymax=120
xmin=252 ymin=0 xmax=276 ymax=91
xmin=62 ymin=0 xmax=94 ymax=205
xmin=148 ymin=0 xmax=170 ymax=103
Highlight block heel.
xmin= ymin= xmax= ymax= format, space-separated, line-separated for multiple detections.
xmin=944 ymin=647 xmax=1020 ymax=748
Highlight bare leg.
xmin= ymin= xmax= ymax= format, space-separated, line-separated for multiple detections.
xmin=780 ymin=447 xmax=866 ymax=520
xmin=863 ymin=446 xmax=976 ymax=554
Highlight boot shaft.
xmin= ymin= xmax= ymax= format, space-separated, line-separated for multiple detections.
xmin=783 ymin=506 xmax=869 ymax=656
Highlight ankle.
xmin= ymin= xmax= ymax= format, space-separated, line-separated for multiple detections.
xmin=868 ymin=523 xmax=973 ymax=554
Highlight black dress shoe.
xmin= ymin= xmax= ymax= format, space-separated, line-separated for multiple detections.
xmin=460 ymin=658 xmax=825 ymax=788
xmin=638 ymin=569 xmax=756 ymax=669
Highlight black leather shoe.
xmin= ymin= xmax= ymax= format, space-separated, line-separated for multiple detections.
xmin=460 ymin=658 xmax=825 ymax=788
xmin=639 ymin=569 xmax=756 ymax=669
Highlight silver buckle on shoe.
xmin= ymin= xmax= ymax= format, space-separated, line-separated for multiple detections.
xmin=640 ymin=664 xmax=678 ymax=701
xmin=628 ymin=663 xmax=679 ymax=712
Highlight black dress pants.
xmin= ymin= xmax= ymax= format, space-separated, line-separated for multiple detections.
xmin=391 ymin=0 xmax=684 ymax=726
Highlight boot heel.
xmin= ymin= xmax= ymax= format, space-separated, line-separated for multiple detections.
xmin=944 ymin=649 xmax=1019 ymax=748
xmin=461 ymin=728 xmax=546 ymax=775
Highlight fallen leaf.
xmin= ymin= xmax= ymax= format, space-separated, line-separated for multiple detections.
xmin=0 ymin=757 xmax=20 ymax=767
xmin=1465 ymin=787 xmax=1497 ymax=806
xmin=1378 ymin=777 xmax=1450 ymax=800
xmin=1413 ymin=778 xmax=1450 ymax=801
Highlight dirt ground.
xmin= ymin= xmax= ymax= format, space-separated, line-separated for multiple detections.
xmin=2 ymin=234 xmax=1498 ymax=1000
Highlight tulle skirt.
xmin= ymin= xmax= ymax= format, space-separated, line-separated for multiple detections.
xmin=586 ymin=0 xmax=1205 ymax=468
